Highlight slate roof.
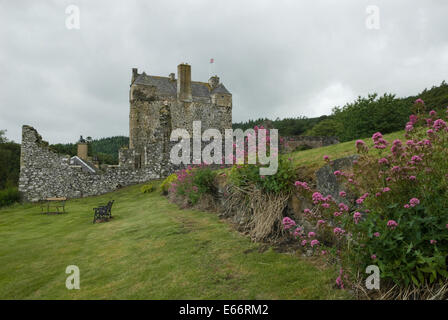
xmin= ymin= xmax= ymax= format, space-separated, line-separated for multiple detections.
xmin=133 ymin=73 xmax=230 ymax=97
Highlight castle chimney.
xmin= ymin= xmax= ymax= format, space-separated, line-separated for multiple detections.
xmin=77 ymin=135 xmax=88 ymax=160
xmin=208 ymin=75 xmax=220 ymax=90
xmin=131 ymin=68 xmax=138 ymax=83
xmin=169 ymin=73 xmax=175 ymax=81
xmin=177 ymin=63 xmax=192 ymax=102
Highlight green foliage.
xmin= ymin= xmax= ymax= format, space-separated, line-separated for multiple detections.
xmin=173 ymin=167 xmax=217 ymax=205
xmin=305 ymin=118 xmax=343 ymax=137
xmin=140 ymin=183 xmax=156 ymax=194
xmin=233 ymin=115 xmax=328 ymax=137
xmin=90 ymin=136 xmax=129 ymax=163
xmin=229 ymin=156 xmax=297 ymax=194
xmin=332 ymin=93 xmax=410 ymax=142
xmin=0 ymin=130 xmax=7 ymax=143
xmin=0 ymin=187 xmax=20 ymax=207
xmin=233 ymin=82 xmax=448 ymax=143
xmin=292 ymin=104 xmax=448 ymax=287
xmin=50 ymin=136 xmax=129 ymax=165
xmin=159 ymin=173 xmax=178 ymax=195
xmin=0 ymin=140 xmax=20 ymax=189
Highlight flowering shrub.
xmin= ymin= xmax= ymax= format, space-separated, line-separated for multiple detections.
xmin=159 ymin=173 xmax=178 ymax=195
xmin=286 ymin=100 xmax=448 ymax=288
xmin=170 ymin=165 xmax=216 ymax=205
xmin=229 ymin=156 xmax=296 ymax=194
xmin=228 ymin=125 xmax=297 ymax=194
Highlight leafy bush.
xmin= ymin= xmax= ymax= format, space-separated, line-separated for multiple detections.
xmin=0 ymin=141 xmax=20 ymax=189
xmin=140 ymin=183 xmax=156 ymax=194
xmin=159 ymin=173 xmax=178 ymax=195
xmin=171 ymin=166 xmax=216 ymax=205
xmin=287 ymin=100 xmax=448 ymax=289
xmin=229 ymin=156 xmax=297 ymax=194
xmin=227 ymin=125 xmax=297 ymax=194
xmin=0 ymin=187 xmax=20 ymax=207
xmin=332 ymin=93 xmax=411 ymax=142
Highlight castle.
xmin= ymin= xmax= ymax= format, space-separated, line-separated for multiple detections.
xmin=120 ymin=63 xmax=232 ymax=171
xmin=18 ymin=63 xmax=233 ymax=201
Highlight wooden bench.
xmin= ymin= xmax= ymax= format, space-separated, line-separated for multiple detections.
xmin=93 ymin=200 xmax=114 ymax=223
xmin=40 ymin=197 xmax=67 ymax=214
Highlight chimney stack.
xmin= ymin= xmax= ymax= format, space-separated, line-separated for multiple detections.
xmin=177 ymin=63 xmax=192 ymax=102
xmin=132 ymin=68 xmax=138 ymax=83
xmin=77 ymin=135 xmax=88 ymax=160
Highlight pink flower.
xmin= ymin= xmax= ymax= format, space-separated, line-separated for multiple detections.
xmin=371 ymin=254 xmax=377 ymax=260
xmin=323 ymin=155 xmax=330 ymax=161
xmin=415 ymin=98 xmax=424 ymax=104
xmin=409 ymin=198 xmax=420 ymax=207
xmin=282 ymin=217 xmax=296 ymax=230
xmin=333 ymin=227 xmax=345 ymax=235
xmin=430 ymin=240 xmax=437 ymax=245
xmin=404 ymin=204 xmax=410 ymax=209
xmin=334 ymin=170 xmax=342 ymax=176
xmin=378 ymin=158 xmax=389 ymax=165
xmin=322 ymin=203 xmax=330 ymax=208
xmin=293 ymin=227 xmax=303 ymax=237
xmin=373 ymin=232 xmax=380 ymax=237
xmin=294 ymin=181 xmax=310 ymax=190
xmin=339 ymin=203 xmax=349 ymax=212
xmin=312 ymin=192 xmax=324 ymax=204
xmin=387 ymin=220 xmax=398 ymax=229
xmin=310 ymin=239 xmax=320 ymax=247
xmin=308 ymin=232 xmax=316 ymax=238
xmin=317 ymin=220 xmax=326 ymax=226
xmin=433 ymin=119 xmax=447 ymax=131
xmin=409 ymin=176 xmax=416 ymax=181
xmin=321 ymin=250 xmax=327 ymax=255
xmin=405 ymin=124 xmax=414 ymax=132
xmin=339 ymin=191 xmax=346 ymax=197
xmin=333 ymin=211 xmax=342 ymax=217
xmin=353 ymin=212 xmax=362 ymax=224
xmin=304 ymin=208 xmax=311 ymax=215
xmin=429 ymin=110 xmax=437 ymax=116
xmin=301 ymin=240 xmax=307 ymax=246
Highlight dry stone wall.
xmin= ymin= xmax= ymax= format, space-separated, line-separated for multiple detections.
xmin=18 ymin=125 xmax=158 ymax=202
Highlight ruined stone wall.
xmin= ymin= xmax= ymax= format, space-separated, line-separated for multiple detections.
xmin=19 ymin=126 xmax=158 ymax=202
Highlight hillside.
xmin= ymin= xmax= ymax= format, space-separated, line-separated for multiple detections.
xmin=234 ymin=81 xmax=448 ymax=142
xmin=0 ymin=184 xmax=349 ymax=299
xmin=290 ymin=130 xmax=405 ymax=170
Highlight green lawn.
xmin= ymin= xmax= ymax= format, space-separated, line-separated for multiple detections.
xmin=290 ymin=131 xmax=405 ymax=170
xmin=0 ymin=184 xmax=349 ymax=299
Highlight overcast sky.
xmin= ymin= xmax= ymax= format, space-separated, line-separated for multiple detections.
xmin=1 ymin=0 xmax=448 ymax=143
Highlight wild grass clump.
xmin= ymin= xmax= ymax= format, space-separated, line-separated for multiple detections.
xmin=0 ymin=187 xmax=20 ymax=207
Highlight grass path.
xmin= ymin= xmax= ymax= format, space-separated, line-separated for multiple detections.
xmin=0 ymin=184 xmax=349 ymax=299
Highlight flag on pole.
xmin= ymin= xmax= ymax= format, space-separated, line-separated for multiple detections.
xmin=209 ymin=58 xmax=215 ymax=76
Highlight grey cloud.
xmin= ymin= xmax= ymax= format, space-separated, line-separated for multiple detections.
xmin=1 ymin=0 xmax=447 ymax=143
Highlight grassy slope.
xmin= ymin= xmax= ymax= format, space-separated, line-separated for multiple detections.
xmin=0 ymin=184 xmax=349 ymax=299
xmin=290 ymin=131 xmax=405 ymax=170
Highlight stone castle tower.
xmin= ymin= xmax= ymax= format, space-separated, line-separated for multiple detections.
xmin=120 ymin=63 xmax=233 ymax=173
